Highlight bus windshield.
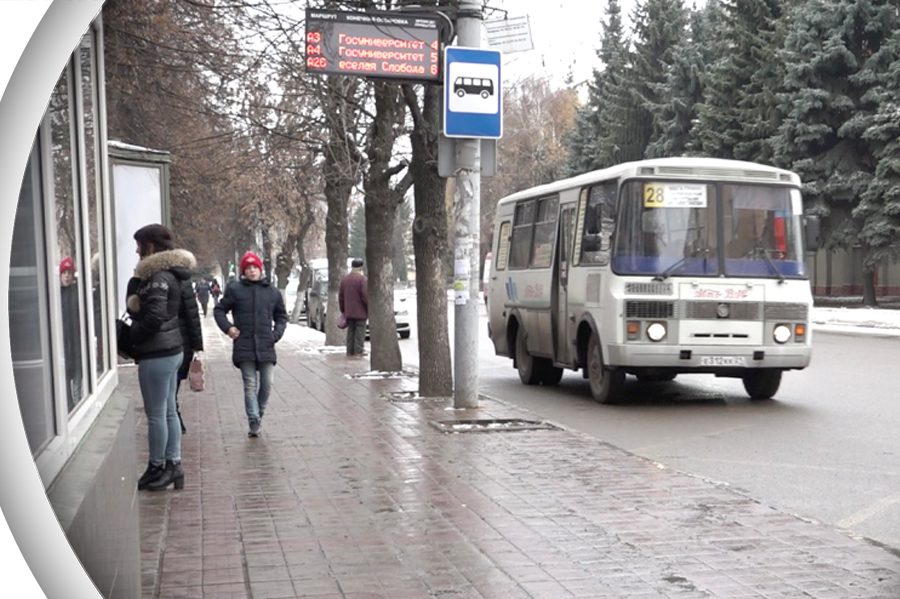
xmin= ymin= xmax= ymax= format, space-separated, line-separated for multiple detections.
xmin=613 ymin=181 xmax=806 ymax=279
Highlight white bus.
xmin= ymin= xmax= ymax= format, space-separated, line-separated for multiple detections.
xmin=486 ymin=157 xmax=820 ymax=403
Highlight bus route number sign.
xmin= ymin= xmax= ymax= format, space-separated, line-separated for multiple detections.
xmin=643 ymin=183 xmax=708 ymax=209
xmin=305 ymin=8 xmax=441 ymax=82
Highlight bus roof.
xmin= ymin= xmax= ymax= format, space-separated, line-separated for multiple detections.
xmin=496 ymin=157 xmax=801 ymax=207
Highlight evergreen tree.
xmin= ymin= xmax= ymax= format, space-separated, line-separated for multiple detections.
xmin=691 ymin=0 xmax=785 ymax=160
xmin=609 ymin=0 xmax=688 ymax=162
xmin=772 ymin=0 xmax=894 ymax=274
xmin=645 ymin=3 xmax=718 ymax=157
xmin=732 ymin=0 xmax=788 ymax=163
xmin=566 ymin=0 xmax=626 ymax=174
xmin=857 ymin=17 xmax=900 ymax=287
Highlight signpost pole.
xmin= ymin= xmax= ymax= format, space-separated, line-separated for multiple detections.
xmin=452 ymin=0 xmax=482 ymax=409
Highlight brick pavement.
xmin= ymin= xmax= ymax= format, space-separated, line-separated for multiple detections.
xmin=130 ymin=317 xmax=900 ymax=598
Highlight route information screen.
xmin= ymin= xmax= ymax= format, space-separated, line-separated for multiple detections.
xmin=305 ymin=9 xmax=441 ymax=82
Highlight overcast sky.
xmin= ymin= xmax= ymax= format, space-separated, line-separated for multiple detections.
xmin=490 ymin=0 xmax=705 ymax=90
xmin=490 ymin=0 xmax=624 ymax=89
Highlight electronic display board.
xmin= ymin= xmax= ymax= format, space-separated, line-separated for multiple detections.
xmin=305 ymin=9 xmax=441 ymax=82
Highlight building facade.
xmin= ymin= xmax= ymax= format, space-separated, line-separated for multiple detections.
xmin=9 ymin=16 xmax=140 ymax=598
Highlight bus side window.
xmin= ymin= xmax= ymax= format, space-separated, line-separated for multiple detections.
xmin=580 ymin=182 xmax=616 ymax=265
xmin=530 ymin=196 xmax=558 ymax=268
xmin=509 ymin=200 xmax=536 ymax=269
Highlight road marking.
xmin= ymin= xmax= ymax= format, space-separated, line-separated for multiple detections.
xmin=667 ymin=455 xmax=900 ymax=477
xmin=837 ymin=491 xmax=900 ymax=528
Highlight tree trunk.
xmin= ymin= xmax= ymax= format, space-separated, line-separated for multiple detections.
xmin=363 ymin=81 xmax=405 ymax=372
xmin=321 ymin=76 xmax=359 ymax=346
xmin=862 ymin=268 xmax=879 ymax=307
xmin=403 ymin=83 xmax=452 ymax=396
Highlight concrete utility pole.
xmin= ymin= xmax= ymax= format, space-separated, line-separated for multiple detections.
xmin=452 ymin=0 xmax=482 ymax=409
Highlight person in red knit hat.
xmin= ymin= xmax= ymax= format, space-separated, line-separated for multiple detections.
xmin=59 ymin=256 xmax=83 ymax=409
xmin=214 ymin=251 xmax=287 ymax=437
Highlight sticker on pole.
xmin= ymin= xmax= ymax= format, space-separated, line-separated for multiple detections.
xmin=444 ymin=47 xmax=502 ymax=139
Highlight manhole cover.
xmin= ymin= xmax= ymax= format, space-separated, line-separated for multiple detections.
xmin=345 ymin=370 xmax=417 ymax=380
xmin=382 ymin=391 xmax=448 ymax=403
xmin=430 ymin=418 xmax=560 ymax=433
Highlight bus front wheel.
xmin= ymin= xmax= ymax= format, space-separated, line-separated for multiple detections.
xmin=742 ymin=369 xmax=781 ymax=400
xmin=587 ymin=335 xmax=624 ymax=404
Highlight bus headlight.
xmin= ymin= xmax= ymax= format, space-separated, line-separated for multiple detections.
xmin=646 ymin=322 xmax=667 ymax=342
xmin=773 ymin=324 xmax=791 ymax=344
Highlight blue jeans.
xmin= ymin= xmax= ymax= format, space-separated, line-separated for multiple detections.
xmin=138 ymin=352 xmax=183 ymax=466
xmin=240 ymin=361 xmax=274 ymax=424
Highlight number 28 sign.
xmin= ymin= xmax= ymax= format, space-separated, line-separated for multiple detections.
xmin=643 ymin=183 xmax=708 ymax=209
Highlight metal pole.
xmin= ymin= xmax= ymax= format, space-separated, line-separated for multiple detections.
xmin=452 ymin=0 xmax=482 ymax=409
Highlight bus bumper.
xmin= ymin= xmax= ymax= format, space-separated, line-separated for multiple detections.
xmin=607 ymin=344 xmax=811 ymax=371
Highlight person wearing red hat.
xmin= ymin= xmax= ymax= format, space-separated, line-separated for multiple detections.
xmin=214 ymin=251 xmax=287 ymax=437
xmin=59 ymin=256 xmax=83 ymax=410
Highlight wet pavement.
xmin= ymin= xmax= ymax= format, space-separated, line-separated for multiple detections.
xmin=130 ymin=319 xmax=900 ymax=598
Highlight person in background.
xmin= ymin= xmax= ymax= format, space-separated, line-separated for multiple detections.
xmin=127 ymin=224 xmax=195 ymax=491
xmin=59 ymin=256 xmax=83 ymax=410
xmin=214 ymin=251 xmax=287 ymax=438
xmin=339 ymin=258 xmax=368 ymax=357
xmin=174 ymin=270 xmax=203 ymax=434
xmin=195 ymin=277 xmax=211 ymax=317
xmin=210 ymin=277 xmax=222 ymax=305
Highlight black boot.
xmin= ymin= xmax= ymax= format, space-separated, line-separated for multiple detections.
xmin=137 ymin=462 xmax=165 ymax=490
xmin=145 ymin=460 xmax=184 ymax=491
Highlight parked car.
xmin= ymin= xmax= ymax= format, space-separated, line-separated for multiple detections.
xmin=307 ymin=268 xmax=411 ymax=339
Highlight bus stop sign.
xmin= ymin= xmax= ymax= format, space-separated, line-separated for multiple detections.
xmin=443 ymin=47 xmax=502 ymax=139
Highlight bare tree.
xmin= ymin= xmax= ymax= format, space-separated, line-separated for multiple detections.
xmin=403 ymin=83 xmax=452 ymax=395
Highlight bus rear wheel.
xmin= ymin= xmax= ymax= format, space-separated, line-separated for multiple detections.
xmin=515 ymin=328 xmax=542 ymax=385
xmin=742 ymin=369 xmax=782 ymax=400
xmin=540 ymin=365 xmax=564 ymax=386
xmin=587 ymin=334 xmax=624 ymax=404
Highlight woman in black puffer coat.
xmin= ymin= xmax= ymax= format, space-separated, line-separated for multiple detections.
xmin=127 ymin=224 xmax=200 ymax=492
xmin=214 ymin=251 xmax=287 ymax=437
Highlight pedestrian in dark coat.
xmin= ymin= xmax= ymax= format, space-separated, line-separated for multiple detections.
xmin=195 ymin=278 xmax=211 ymax=316
xmin=127 ymin=224 xmax=196 ymax=492
xmin=214 ymin=251 xmax=287 ymax=437
xmin=59 ymin=256 xmax=83 ymax=411
xmin=339 ymin=258 xmax=368 ymax=356
xmin=174 ymin=270 xmax=204 ymax=434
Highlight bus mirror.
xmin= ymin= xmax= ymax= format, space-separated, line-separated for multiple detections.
xmin=585 ymin=205 xmax=600 ymax=234
xmin=583 ymin=233 xmax=602 ymax=252
xmin=804 ymin=215 xmax=821 ymax=252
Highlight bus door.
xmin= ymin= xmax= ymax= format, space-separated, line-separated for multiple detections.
xmin=554 ymin=205 xmax=576 ymax=365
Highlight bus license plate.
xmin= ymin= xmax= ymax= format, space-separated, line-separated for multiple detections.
xmin=700 ymin=356 xmax=745 ymax=367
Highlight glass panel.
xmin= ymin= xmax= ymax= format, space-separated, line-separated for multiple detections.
xmin=495 ymin=221 xmax=510 ymax=271
xmin=50 ymin=63 xmax=86 ymax=412
xmin=613 ymin=181 xmax=718 ymax=277
xmin=723 ymin=185 xmax=805 ymax=277
xmin=530 ymin=197 xmax=558 ymax=268
xmin=509 ymin=200 xmax=535 ymax=269
xmin=581 ymin=182 xmax=617 ymax=265
xmin=11 ymin=150 xmax=56 ymax=454
xmin=80 ymin=31 xmax=109 ymax=379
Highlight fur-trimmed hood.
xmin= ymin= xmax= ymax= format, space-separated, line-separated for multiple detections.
xmin=127 ymin=249 xmax=196 ymax=313
xmin=133 ymin=249 xmax=196 ymax=280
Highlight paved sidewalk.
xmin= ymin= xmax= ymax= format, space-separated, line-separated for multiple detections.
xmin=131 ymin=318 xmax=900 ymax=598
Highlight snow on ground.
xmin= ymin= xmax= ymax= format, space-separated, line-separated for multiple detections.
xmin=812 ymin=306 xmax=900 ymax=336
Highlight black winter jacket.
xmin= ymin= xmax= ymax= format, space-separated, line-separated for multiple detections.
xmin=126 ymin=249 xmax=197 ymax=360
xmin=214 ymin=277 xmax=287 ymax=367
xmin=174 ymin=273 xmax=203 ymax=353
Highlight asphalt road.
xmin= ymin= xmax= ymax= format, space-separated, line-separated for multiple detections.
xmin=400 ymin=306 xmax=900 ymax=552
